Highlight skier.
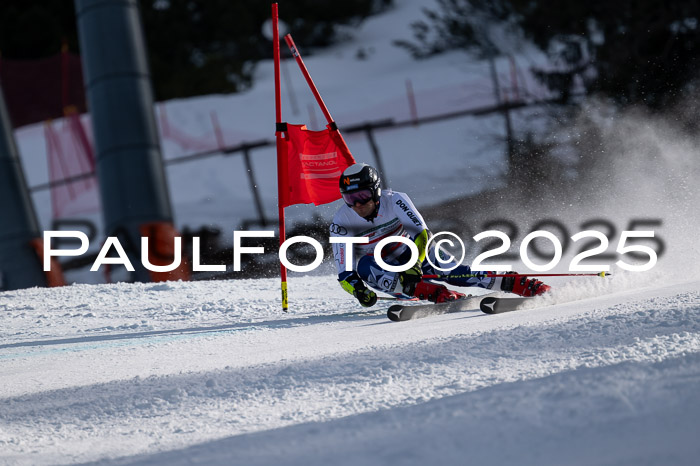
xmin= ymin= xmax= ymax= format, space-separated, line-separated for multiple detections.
xmin=330 ymin=163 xmax=550 ymax=307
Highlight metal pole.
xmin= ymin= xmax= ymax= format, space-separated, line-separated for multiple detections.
xmin=75 ymin=0 xmax=180 ymax=282
xmin=488 ymin=54 xmax=515 ymax=176
xmin=0 ymin=87 xmax=50 ymax=290
xmin=363 ymin=125 xmax=389 ymax=186
xmin=242 ymin=145 xmax=268 ymax=227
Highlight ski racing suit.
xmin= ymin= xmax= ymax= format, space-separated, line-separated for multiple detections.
xmin=330 ymin=189 xmax=495 ymax=298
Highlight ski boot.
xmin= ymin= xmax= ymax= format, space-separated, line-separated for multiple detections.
xmin=501 ymin=272 xmax=551 ymax=297
xmin=413 ymin=281 xmax=466 ymax=303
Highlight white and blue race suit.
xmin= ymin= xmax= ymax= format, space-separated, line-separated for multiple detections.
xmin=330 ymin=189 xmax=494 ymax=295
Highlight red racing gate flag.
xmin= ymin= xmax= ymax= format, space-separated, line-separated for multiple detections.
xmin=280 ymin=124 xmax=355 ymax=208
xmin=273 ymin=3 xmax=356 ymax=311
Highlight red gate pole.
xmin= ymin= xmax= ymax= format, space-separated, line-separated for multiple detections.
xmin=272 ymin=3 xmax=288 ymax=312
xmin=283 ymin=34 xmax=352 ymax=154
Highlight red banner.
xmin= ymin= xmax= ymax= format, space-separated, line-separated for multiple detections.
xmin=0 ymin=52 xmax=87 ymax=128
xmin=280 ymin=124 xmax=356 ymax=208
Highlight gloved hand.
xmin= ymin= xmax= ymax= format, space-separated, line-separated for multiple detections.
xmin=338 ymin=271 xmax=378 ymax=307
xmin=353 ymin=287 xmax=377 ymax=307
xmin=399 ymin=260 xmax=423 ymax=295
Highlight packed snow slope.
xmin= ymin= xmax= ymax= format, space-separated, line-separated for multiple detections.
xmin=1 ymin=272 xmax=699 ymax=465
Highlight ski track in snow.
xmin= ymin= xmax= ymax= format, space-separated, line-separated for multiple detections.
xmin=1 ymin=275 xmax=699 ymax=465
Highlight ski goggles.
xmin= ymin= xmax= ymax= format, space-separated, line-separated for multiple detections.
xmin=342 ymin=189 xmax=373 ymax=207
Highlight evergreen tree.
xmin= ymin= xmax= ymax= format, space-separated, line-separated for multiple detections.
xmin=0 ymin=0 xmax=393 ymax=101
xmin=396 ymin=0 xmax=700 ymax=109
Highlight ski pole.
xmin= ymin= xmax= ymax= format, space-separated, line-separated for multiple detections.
xmin=423 ymin=271 xmax=610 ymax=279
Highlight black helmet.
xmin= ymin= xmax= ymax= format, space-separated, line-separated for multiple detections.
xmin=339 ymin=163 xmax=381 ymax=204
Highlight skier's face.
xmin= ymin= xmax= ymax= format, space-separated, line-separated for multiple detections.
xmin=351 ymin=199 xmax=376 ymax=218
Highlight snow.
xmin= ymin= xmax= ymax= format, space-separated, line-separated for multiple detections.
xmin=2 ymin=276 xmax=699 ymax=465
xmin=3 ymin=0 xmax=700 ymax=464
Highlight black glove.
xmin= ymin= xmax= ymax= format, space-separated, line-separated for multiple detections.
xmin=353 ymin=287 xmax=378 ymax=307
xmin=399 ymin=261 xmax=423 ymax=295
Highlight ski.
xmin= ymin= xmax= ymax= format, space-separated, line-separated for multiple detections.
xmin=479 ymin=296 xmax=534 ymax=314
xmin=387 ymin=293 xmax=497 ymax=322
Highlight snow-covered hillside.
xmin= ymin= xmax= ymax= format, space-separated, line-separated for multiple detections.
xmin=14 ymin=0 xmax=548 ymax=240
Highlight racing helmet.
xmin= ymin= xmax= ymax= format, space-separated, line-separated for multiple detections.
xmin=339 ymin=163 xmax=381 ymax=206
